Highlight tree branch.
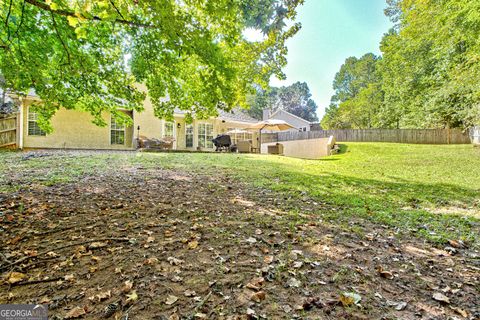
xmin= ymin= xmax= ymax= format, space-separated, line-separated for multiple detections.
xmin=12 ymin=0 xmax=26 ymax=39
xmin=109 ymin=0 xmax=126 ymax=21
xmin=25 ymin=0 xmax=158 ymax=29
xmin=50 ymin=12 xmax=71 ymax=65
xmin=5 ymin=0 xmax=13 ymax=28
xmin=5 ymin=0 xmax=13 ymax=40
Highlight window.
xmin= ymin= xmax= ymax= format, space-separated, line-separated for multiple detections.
xmin=299 ymin=127 xmax=307 ymax=132
xmin=198 ymin=123 xmax=213 ymax=148
xmin=164 ymin=121 xmax=174 ymax=138
xmin=185 ymin=124 xmax=193 ymax=148
xmin=228 ymin=128 xmax=252 ymax=144
xmin=110 ymin=116 xmax=125 ymax=145
xmin=28 ymin=109 xmax=46 ymax=136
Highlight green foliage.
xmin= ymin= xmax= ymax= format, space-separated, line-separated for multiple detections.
xmin=380 ymin=0 xmax=480 ymax=129
xmin=247 ymin=81 xmax=318 ymax=121
xmin=322 ymin=53 xmax=383 ymax=129
xmin=0 ymin=0 xmax=303 ymax=131
xmin=322 ymin=0 xmax=480 ymax=129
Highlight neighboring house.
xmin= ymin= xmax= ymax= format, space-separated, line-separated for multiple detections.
xmin=10 ymin=90 xmax=259 ymax=151
xmin=309 ymin=122 xmax=323 ymax=131
xmin=262 ymin=109 xmax=311 ymax=132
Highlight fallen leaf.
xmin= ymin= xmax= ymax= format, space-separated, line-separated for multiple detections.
xmin=264 ymin=256 xmax=274 ymax=264
xmin=167 ymin=257 xmax=184 ymax=265
xmin=126 ymin=290 xmax=138 ymax=303
xmin=432 ymin=292 xmax=450 ymax=304
xmin=286 ymin=277 xmax=301 ymax=288
xmin=450 ymin=306 xmax=468 ymax=318
xmin=246 ymin=237 xmax=257 ymax=244
xmin=448 ymin=239 xmax=465 ymax=249
xmin=187 ymin=241 xmax=198 ymax=249
xmin=250 ymin=291 xmax=266 ymax=303
xmin=377 ymin=266 xmax=394 ymax=279
xmin=89 ymin=290 xmax=111 ymax=302
xmin=64 ymin=274 xmax=75 ymax=282
xmin=194 ymin=313 xmax=207 ymax=319
xmin=246 ymin=308 xmax=256 ymax=316
xmin=144 ymin=257 xmax=158 ymax=265
xmin=96 ymin=290 xmax=111 ymax=301
xmin=165 ymin=295 xmax=178 ymax=305
xmin=64 ymin=306 xmax=86 ymax=319
xmin=246 ymin=277 xmax=265 ymax=291
xmin=184 ymin=289 xmax=196 ymax=297
xmin=147 ymin=236 xmax=155 ymax=243
xmin=6 ymin=272 xmax=27 ymax=284
xmin=340 ymin=292 xmax=361 ymax=307
xmin=46 ymin=251 xmax=58 ymax=257
xmin=122 ymin=280 xmax=133 ymax=293
xmin=395 ymin=301 xmax=407 ymax=311
xmin=88 ymin=242 xmax=107 ymax=249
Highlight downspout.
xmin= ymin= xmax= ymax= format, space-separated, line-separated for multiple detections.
xmin=18 ymin=97 xmax=24 ymax=149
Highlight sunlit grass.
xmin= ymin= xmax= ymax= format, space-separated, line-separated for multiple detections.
xmin=1 ymin=143 xmax=479 ymax=245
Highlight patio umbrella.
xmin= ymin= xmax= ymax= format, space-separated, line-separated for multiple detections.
xmin=248 ymin=119 xmax=295 ymax=152
xmin=226 ymin=128 xmax=250 ymax=134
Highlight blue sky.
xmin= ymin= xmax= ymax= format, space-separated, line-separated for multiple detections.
xmin=270 ymin=0 xmax=393 ymax=119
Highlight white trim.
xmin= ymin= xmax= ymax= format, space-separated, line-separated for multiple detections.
xmin=196 ymin=122 xmax=214 ymax=149
xmin=110 ymin=115 xmax=126 ymax=145
xmin=18 ymin=98 xmax=24 ymax=149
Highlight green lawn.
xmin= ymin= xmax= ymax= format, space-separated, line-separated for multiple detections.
xmin=1 ymin=143 xmax=479 ymax=245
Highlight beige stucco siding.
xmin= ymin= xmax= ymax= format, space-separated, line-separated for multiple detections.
xmin=133 ymin=95 xmax=163 ymax=140
xmin=22 ymin=100 xmax=133 ymax=150
xmin=19 ymin=90 xmax=258 ymax=151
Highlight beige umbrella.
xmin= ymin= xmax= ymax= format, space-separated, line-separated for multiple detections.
xmin=226 ymin=128 xmax=250 ymax=134
xmin=249 ymin=119 xmax=295 ymax=131
xmin=248 ymin=119 xmax=295 ymax=152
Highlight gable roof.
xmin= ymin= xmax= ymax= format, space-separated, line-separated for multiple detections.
xmin=174 ymin=107 xmax=258 ymax=124
xmin=269 ymin=109 xmax=312 ymax=125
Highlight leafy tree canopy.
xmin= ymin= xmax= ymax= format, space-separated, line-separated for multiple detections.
xmin=0 ymin=0 xmax=303 ymax=131
xmin=247 ymin=81 xmax=318 ymax=122
xmin=322 ymin=0 xmax=480 ymax=130
xmin=321 ymin=53 xmax=383 ymax=129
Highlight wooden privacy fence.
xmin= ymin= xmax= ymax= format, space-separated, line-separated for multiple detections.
xmin=0 ymin=114 xmax=18 ymax=148
xmin=262 ymin=128 xmax=471 ymax=144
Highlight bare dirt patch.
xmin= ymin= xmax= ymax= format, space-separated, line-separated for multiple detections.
xmin=1 ymin=163 xmax=479 ymax=319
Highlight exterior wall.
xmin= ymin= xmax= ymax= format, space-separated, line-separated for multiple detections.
xmin=19 ymin=91 xmax=259 ymax=151
xmin=269 ymin=110 xmax=311 ymax=132
xmin=133 ymin=95 xmax=164 ymax=141
xmin=261 ymin=137 xmax=333 ymax=159
xmin=22 ymin=100 xmax=133 ymax=150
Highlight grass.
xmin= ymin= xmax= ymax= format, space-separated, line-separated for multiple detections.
xmin=1 ymin=143 xmax=479 ymax=245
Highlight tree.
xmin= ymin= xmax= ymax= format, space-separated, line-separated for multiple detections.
xmin=380 ymin=0 xmax=480 ymax=129
xmin=322 ymin=53 xmax=383 ymax=129
xmin=0 ymin=0 xmax=303 ymax=131
xmin=247 ymin=81 xmax=318 ymax=122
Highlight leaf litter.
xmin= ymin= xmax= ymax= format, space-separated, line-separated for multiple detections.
xmin=0 ymin=152 xmax=479 ymax=319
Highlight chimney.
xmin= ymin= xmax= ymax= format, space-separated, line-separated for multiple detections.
xmin=262 ymin=109 xmax=270 ymax=120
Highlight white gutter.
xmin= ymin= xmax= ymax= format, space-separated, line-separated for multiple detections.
xmin=18 ymin=97 xmax=24 ymax=149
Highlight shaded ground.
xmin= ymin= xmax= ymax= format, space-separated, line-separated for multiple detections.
xmin=0 ymin=150 xmax=479 ymax=319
